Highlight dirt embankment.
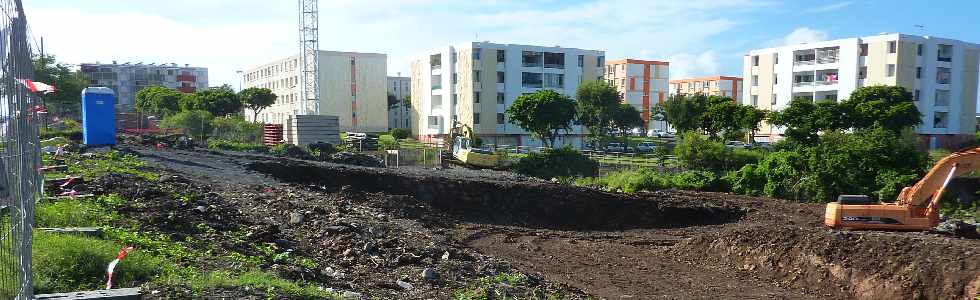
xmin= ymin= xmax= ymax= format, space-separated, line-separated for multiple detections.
xmin=129 ymin=147 xmax=980 ymax=299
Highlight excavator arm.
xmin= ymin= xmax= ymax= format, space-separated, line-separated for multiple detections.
xmin=896 ymin=147 xmax=980 ymax=207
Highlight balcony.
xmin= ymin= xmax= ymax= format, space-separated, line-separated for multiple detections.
xmin=177 ymin=86 xmax=196 ymax=93
xmin=176 ymin=74 xmax=196 ymax=82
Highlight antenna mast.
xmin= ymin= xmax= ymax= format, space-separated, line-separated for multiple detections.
xmin=299 ymin=0 xmax=320 ymax=115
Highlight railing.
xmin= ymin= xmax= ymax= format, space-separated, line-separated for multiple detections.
xmin=793 ymin=81 xmax=814 ymax=87
xmin=814 ymin=80 xmax=838 ymax=85
xmin=794 ymin=60 xmax=815 ymax=66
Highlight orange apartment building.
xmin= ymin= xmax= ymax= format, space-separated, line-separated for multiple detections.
xmin=669 ymin=76 xmax=743 ymax=102
xmin=605 ymin=59 xmax=670 ymax=131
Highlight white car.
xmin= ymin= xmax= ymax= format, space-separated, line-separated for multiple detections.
xmin=725 ymin=141 xmax=751 ymax=149
xmin=635 ymin=141 xmax=657 ymax=153
xmin=648 ymin=129 xmax=675 ymax=139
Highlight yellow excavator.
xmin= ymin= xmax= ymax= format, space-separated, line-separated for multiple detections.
xmin=446 ymin=121 xmax=508 ymax=169
xmin=825 ymin=147 xmax=980 ymax=230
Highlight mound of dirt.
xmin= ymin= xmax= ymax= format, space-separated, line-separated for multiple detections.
xmin=327 ymin=152 xmax=384 ymax=168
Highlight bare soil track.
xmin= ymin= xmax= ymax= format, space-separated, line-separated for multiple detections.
xmin=122 ymin=145 xmax=980 ymax=299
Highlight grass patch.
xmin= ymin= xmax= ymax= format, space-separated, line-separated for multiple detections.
xmin=454 ymin=272 xmax=561 ymax=300
xmin=157 ymin=269 xmax=340 ymax=299
xmin=66 ymin=150 xmax=158 ymax=181
xmin=207 ymin=139 xmax=268 ymax=153
xmin=32 ymin=231 xmax=173 ymax=294
xmin=577 ymin=169 xmax=723 ymax=193
xmin=35 ymin=198 xmax=117 ymax=228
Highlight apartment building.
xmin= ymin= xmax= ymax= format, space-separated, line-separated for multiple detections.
xmin=410 ymin=42 xmax=604 ymax=148
xmin=605 ymin=59 xmax=670 ymax=131
xmin=80 ymin=62 xmax=208 ymax=109
xmin=669 ymin=76 xmax=743 ymax=102
xmin=242 ymin=51 xmax=388 ymax=133
xmin=388 ymin=75 xmax=411 ymax=130
xmin=744 ymin=33 xmax=979 ymax=148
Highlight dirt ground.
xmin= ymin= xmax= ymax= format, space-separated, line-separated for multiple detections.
xmin=116 ymin=145 xmax=980 ymax=299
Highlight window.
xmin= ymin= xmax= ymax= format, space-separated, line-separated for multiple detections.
xmin=497 ymin=50 xmax=505 ymax=63
xmin=773 ymin=74 xmax=778 ymax=85
xmin=824 ymin=94 xmax=837 ymax=102
xmin=543 ymin=73 xmax=564 ymax=88
xmin=936 ymin=67 xmax=951 ymax=84
xmin=597 ymin=56 xmax=604 ymax=67
xmin=751 ymin=95 xmax=758 ymax=106
xmin=497 ymin=71 xmax=505 ymax=83
xmin=452 ymin=94 xmax=457 ymax=106
xmin=427 ymin=116 xmax=440 ymax=127
xmin=473 ymin=113 xmax=481 ymax=124
xmin=886 ymin=64 xmax=896 ymax=77
xmin=430 ymin=54 xmax=441 ymax=68
xmin=751 ymin=75 xmax=758 ymax=86
xmin=522 ymin=72 xmax=543 ymax=88
xmin=771 ymin=94 xmax=777 ymax=105
xmin=543 ymin=52 xmax=565 ymax=69
xmin=473 ymin=48 xmax=481 ymax=60
xmin=916 ymin=67 xmax=922 ymax=79
xmin=888 ymin=41 xmax=897 ymax=53
xmin=935 ymin=89 xmax=950 ymax=106
xmin=917 ymin=44 xmax=923 ymax=56
xmin=914 ymin=90 xmax=920 ymax=101
xmin=752 ymin=56 xmax=759 ymax=66
xmin=431 ymin=74 xmax=442 ymax=90
xmin=859 ymin=43 xmax=868 ymax=56
xmin=431 ymin=95 xmax=443 ymax=108
xmin=497 ymin=92 xmax=505 ymax=104
xmin=474 ymin=92 xmax=481 ymax=103
xmin=452 ymin=73 xmax=458 ymax=84
xmin=522 ymin=51 xmax=542 ymax=67
xmin=859 ymin=67 xmax=867 ymax=79
xmin=452 ymin=52 xmax=457 ymax=63
xmin=773 ymin=53 xmax=778 ymax=64
xmin=937 ymin=44 xmax=952 ymax=62
xmin=578 ymin=55 xmax=584 ymax=67
xmin=473 ymin=70 xmax=481 ymax=82
xmin=933 ymin=112 xmax=948 ymax=128
xmin=496 ymin=113 xmax=505 ymax=124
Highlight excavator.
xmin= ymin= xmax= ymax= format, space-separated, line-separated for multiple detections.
xmin=825 ymin=147 xmax=980 ymax=230
xmin=446 ymin=121 xmax=509 ymax=169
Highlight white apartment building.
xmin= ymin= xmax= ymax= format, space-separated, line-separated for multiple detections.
xmin=745 ymin=33 xmax=979 ymax=148
xmin=410 ymin=42 xmax=605 ymax=148
xmin=605 ymin=59 xmax=670 ymax=131
xmin=388 ymin=75 xmax=411 ymax=130
xmin=242 ymin=51 xmax=388 ymax=133
xmin=80 ymin=62 xmax=208 ymax=109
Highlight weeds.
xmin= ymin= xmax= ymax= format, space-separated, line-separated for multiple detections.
xmin=33 ymin=231 xmax=172 ymax=294
xmin=453 ymin=272 xmax=561 ymax=300
xmin=156 ymin=269 xmax=340 ymax=299
xmin=66 ymin=150 xmax=159 ymax=181
xmin=35 ymin=199 xmax=116 ymax=228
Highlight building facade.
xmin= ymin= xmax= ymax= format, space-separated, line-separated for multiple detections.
xmin=669 ymin=76 xmax=743 ymax=102
xmin=744 ymin=33 xmax=979 ymax=147
xmin=80 ymin=62 xmax=208 ymax=109
xmin=387 ymin=75 xmax=411 ymax=130
xmin=605 ymin=59 xmax=670 ymax=131
xmin=410 ymin=42 xmax=604 ymax=148
xmin=242 ymin=51 xmax=388 ymax=133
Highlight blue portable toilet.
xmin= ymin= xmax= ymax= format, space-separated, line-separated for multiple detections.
xmin=81 ymin=87 xmax=116 ymax=145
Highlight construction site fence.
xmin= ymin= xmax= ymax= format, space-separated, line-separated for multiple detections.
xmin=381 ymin=141 xmax=443 ymax=168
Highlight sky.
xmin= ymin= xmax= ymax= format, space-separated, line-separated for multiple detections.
xmin=24 ymin=0 xmax=980 ymax=92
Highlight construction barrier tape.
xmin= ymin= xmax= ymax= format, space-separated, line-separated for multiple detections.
xmin=106 ymin=246 xmax=134 ymax=289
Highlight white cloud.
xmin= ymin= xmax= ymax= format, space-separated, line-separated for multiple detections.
xmin=25 ymin=0 xmax=775 ymax=87
xmin=781 ymin=27 xmax=829 ymax=46
xmin=667 ymin=51 xmax=719 ymax=79
xmin=805 ymin=1 xmax=852 ymax=13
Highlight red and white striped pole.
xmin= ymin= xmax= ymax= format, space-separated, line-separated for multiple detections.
xmin=106 ymin=246 xmax=134 ymax=289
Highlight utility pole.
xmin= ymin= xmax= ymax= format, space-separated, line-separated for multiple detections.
xmin=298 ymin=0 xmax=320 ymax=116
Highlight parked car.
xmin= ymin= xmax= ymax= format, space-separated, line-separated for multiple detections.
xmin=725 ymin=141 xmax=751 ymax=149
xmin=604 ymin=142 xmax=632 ymax=153
xmin=635 ymin=141 xmax=657 ymax=153
xmin=648 ymin=129 xmax=675 ymax=139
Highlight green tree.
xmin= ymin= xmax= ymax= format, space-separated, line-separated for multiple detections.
xmin=506 ymin=89 xmax=576 ymax=148
xmin=650 ymin=103 xmax=667 ymax=131
xmin=842 ymin=85 xmax=921 ymax=132
xmin=159 ymin=110 xmax=214 ymax=141
xmin=182 ymin=85 xmax=241 ymax=116
xmin=736 ymin=105 xmax=767 ymax=143
xmin=575 ymin=80 xmax=621 ymax=143
xmin=610 ymin=103 xmax=644 ymax=144
xmin=135 ymin=86 xmax=183 ymax=117
xmin=239 ymin=87 xmax=276 ymax=121
xmin=663 ymin=93 xmax=708 ymax=134
xmin=33 ymin=54 xmax=87 ymax=119
xmin=767 ymin=98 xmax=849 ymax=145
xmin=701 ymin=95 xmax=739 ymax=139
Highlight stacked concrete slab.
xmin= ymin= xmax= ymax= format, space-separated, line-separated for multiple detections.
xmin=284 ymin=115 xmax=341 ymax=146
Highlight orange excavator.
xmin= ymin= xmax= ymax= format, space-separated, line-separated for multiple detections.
xmin=824 ymin=147 xmax=980 ymax=230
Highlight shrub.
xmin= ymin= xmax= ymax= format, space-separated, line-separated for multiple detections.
xmin=35 ymin=199 xmax=117 ymax=228
xmin=159 ymin=110 xmax=214 ymax=140
xmin=33 ymin=232 xmax=172 ymax=293
xmin=514 ymin=146 xmax=597 ymax=179
xmin=389 ymin=128 xmax=410 ymax=140
xmin=674 ymin=132 xmax=761 ymax=171
xmin=378 ymin=135 xmax=398 ymax=151
xmin=207 ymin=139 xmax=268 ymax=153
xmin=210 ymin=116 xmax=262 ymax=144
xmin=584 ymin=169 xmax=722 ymax=193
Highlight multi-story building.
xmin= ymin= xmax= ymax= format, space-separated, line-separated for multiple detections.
xmin=669 ymin=76 xmax=743 ymax=102
xmin=242 ymin=51 xmax=388 ymax=133
xmin=387 ymin=75 xmax=411 ymax=130
xmin=410 ymin=42 xmax=604 ymax=148
xmin=744 ymin=33 xmax=979 ymax=148
xmin=605 ymin=59 xmax=670 ymax=131
xmin=80 ymin=62 xmax=208 ymax=109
